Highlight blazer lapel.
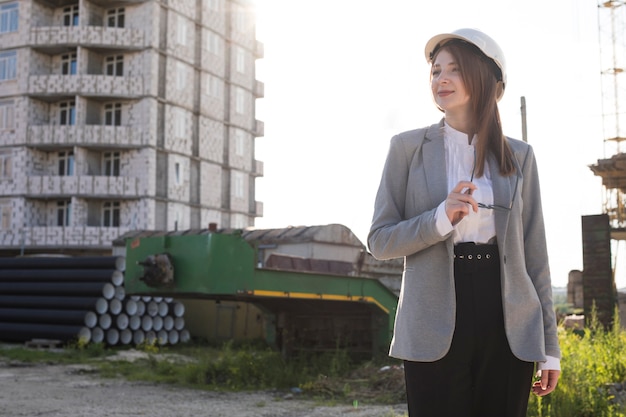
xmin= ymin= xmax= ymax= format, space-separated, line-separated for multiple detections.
xmin=489 ymin=155 xmax=514 ymax=245
xmin=423 ymin=122 xmax=447 ymax=209
xmin=423 ymin=121 xmax=455 ymax=257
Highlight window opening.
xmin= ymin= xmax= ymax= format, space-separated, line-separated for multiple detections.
xmin=59 ymin=101 xmax=76 ymax=125
xmin=0 ymin=51 xmax=17 ymax=81
xmin=63 ymin=5 xmax=79 ymax=27
xmin=56 ymin=200 xmax=72 ymax=226
xmin=61 ymin=53 xmax=77 ymax=75
xmin=105 ymin=55 xmax=124 ymax=76
xmin=175 ymin=162 xmax=181 ymax=185
xmin=0 ymin=151 xmax=12 ymax=178
xmin=58 ymin=151 xmax=74 ymax=176
xmin=107 ymin=8 xmax=125 ymax=28
xmin=0 ymin=202 xmax=10 ymax=230
xmin=236 ymin=47 xmax=245 ymax=73
xmin=0 ymin=100 xmax=15 ymax=130
xmin=103 ymin=151 xmax=120 ymax=176
xmin=235 ymin=87 xmax=245 ymax=114
xmin=0 ymin=3 xmax=18 ymax=34
xmin=104 ymin=103 xmax=121 ymax=126
xmin=102 ymin=201 xmax=120 ymax=227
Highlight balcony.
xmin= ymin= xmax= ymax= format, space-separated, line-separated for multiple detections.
xmin=254 ymin=200 xmax=264 ymax=217
xmin=25 ymin=176 xmax=139 ymax=198
xmin=30 ymin=26 xmax=147 ymax=50
xmin=254 ymin=120 xmax=264 ymax=137
xmin=252 ymin=159 xmax=263 ymax=177
xmin=0 ymin=226 xmax=131 ymax=249
xmin=28 ymin=125 xmax=146 ymax=148
xmin=255 ymin=40 xmax=264 ymax=59
xmin=254 ymin=80 xmax=264 ymax=99
xmin=28 ymin=74 xmax=146 ymax=98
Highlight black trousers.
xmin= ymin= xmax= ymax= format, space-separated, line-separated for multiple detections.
xmin=404 ymin=243 xmax=535 ymax=417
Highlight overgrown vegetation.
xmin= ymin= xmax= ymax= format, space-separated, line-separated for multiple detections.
xmin=527 ymin=310 xmax=626 ymax=417
xmin=1 ymin=313 xmax=626 ymax=416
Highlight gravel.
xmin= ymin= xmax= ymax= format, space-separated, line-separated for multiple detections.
xmin=0 ymin=359 xmax=408 ymax=417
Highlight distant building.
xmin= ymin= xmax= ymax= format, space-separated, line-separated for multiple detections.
xmin=0 ymin=0 xmax=264 ymax=255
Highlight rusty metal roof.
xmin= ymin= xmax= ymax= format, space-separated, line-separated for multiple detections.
xmin=242 ymin=224 xmax=365 ymax=247
xmin=115 ymin=224 xmax=365 ymax=248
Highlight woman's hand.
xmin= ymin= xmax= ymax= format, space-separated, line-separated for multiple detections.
xmin=531 ymin=369 xmax=560 ymax=396
xmin=445 ymin=181 xmax=478 ymax=225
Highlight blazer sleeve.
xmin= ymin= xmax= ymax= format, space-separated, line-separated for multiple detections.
xmin=368 ymin=133 xmax=450 ymax=261
xmin=520 ymin=145 xmax=561 ymax=359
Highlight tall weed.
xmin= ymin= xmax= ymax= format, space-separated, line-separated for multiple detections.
xmin=527 ymin=309 xmax=626 ymax=417
xmin=198 ymin=340 xmax=354 ymax=390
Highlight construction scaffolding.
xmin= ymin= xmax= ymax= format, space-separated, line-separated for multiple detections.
xmin=589 ymin=1 xmax=626 ymax=227
xmin=586 ymin=1 xmax=626 ymax=327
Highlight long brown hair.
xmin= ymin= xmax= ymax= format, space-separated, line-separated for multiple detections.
xmin=433 ymin=40 xmax=516 ymax=177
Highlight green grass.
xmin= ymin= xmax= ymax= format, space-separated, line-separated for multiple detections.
xmin=0 ymin=340 xmax=109 ymax=363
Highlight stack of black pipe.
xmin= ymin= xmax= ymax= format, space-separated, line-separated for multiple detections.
xmin=0 ymin=256 xmax=189 ymax=346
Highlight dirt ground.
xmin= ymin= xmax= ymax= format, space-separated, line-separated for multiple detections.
xmin=0 ymin=358 xmax=408 ymax=417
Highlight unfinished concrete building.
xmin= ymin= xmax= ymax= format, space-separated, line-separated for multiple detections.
xmin=0 ymin=0 xmax=264 ymax=255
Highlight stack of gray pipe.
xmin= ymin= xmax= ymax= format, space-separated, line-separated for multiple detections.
xmin=110 ymin=295 xmax=190 ymax=346
xmin=0 ymin=256 xmax=189 ymax=346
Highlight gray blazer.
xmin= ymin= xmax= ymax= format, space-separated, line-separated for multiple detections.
xmin=368 ymin=120 xmax=560 ymax=363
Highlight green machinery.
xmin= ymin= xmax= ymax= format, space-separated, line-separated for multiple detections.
xmin=124 ymin=231 xmax=398 ymax=356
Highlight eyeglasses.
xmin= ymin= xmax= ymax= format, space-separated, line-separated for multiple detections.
xmin=469 ymin=150 xmax=517 ymax=212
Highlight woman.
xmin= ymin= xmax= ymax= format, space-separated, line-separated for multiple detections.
xmin=368 ymin=28 xmax=561 ymax=417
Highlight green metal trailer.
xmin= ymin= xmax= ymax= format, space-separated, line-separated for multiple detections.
xmin=124 ymin=231 xmax=398 ymax=356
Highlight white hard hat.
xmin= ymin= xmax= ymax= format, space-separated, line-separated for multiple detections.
xmin=424 ymin=28 xmax=507 ymax=100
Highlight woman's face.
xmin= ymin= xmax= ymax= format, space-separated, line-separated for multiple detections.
xmin=431 ymin=48 xmax=470 ymax=115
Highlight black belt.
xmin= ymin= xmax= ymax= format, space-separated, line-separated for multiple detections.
xmin=454 ymin=242 xmax=498 ymax=261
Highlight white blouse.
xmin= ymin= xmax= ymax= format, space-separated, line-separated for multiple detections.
xmin=435 ymin=122 xmax=496 ymax=244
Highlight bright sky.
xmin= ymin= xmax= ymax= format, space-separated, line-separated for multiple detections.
xmin=253 ymin=0 xmax=624 ymax=289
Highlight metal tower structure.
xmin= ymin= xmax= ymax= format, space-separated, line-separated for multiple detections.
xmin=590 ymin=1 xmax=626 ymax=227
xmin=586 ymin=1 xmax=626 ymax=328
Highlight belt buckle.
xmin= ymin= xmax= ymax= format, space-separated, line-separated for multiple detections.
xmin=454 ymin=252 xmax=493 ymax=260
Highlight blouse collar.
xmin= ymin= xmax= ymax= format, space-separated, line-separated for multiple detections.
xmin=444 ymin=121 xmax=476 ymax=146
